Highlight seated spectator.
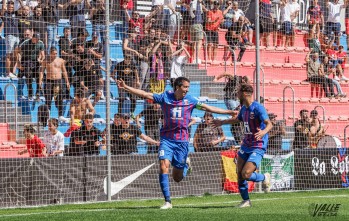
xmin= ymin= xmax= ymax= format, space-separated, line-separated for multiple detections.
xmin=43 ymin=118 xmax=65 ymax=157
xmin=111 ymin=113 xmax=160 ymax=155
xmin=206 ymin=1 xmax=224 ymax=64
xmin=305 ymin=52 xmax=335 ymax=98
xmin=135 ymin=103 xmax=163 ymax=153
xmin=193 ymin=111 xmax=225 ymax=152
xmin=336 ymin=45 xmax=349 ymax=81
xmin=309 ymin=110 xmax=325 ymax=148
xmin=224 ymin=16 xmax=247 ymax=62
xmin=70 ymin=113 xmax=103 ymax=156
xmin=292 ymin=109 xmax=311 ymax=149
xmin=267 ymin=113 xmax=286 ymax=154
xmin=18 ymin=124 xmax=46 ymax=157
xmin=320 ymin=56 xmax=346 ymax=97
xmin=112 ymin=54 xmax=139 ymax=114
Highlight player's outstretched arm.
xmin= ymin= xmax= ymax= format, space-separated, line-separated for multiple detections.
xmin=200 ymin=103 xmax=235 ymax=115
xmin=117 ymin=78 xmax=154 ymax=100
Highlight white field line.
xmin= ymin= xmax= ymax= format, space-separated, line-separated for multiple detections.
xmin=0 ymin=194 xmax=348 ymax=218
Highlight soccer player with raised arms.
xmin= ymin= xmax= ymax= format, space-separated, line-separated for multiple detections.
xmin=117 ymin=76 xmax=235 ymax=209
xmin=213 ymin=84 xmax=273 ymax=208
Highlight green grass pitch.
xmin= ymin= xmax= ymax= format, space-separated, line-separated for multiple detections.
xmin=0 ymin=189 xmax=348 ymax=221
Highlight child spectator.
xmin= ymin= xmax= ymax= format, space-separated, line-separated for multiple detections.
xmin=18 ymin=124 xmax=46 ymax=157
xmin=43 ymin=118 xmax=65 ymax=157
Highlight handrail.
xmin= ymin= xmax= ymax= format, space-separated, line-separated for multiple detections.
xmin=282 ymin=86 xmax=295 ymax=123
xmin=314 ymin=105 xmax=325 ymax=125
xmin=253 ymin=66 xmax=265 ymax=101
xmin=4 ymin=83 xmax=18 ymax=142
xmin=344 ymin=125 xmax=349 ymax=148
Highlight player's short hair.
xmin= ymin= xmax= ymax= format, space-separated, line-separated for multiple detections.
xmin=239 ymin=84 xmax=253 ymax=94
xmin=173 ymin=77 xmax=190 ymax=90
xmin=300 ymin=109 xmax=308 ymax=115
xmin=23 ymin=124 xmax=36 ymax=133
xmin=84 ymin=113 xmax=94 ymax=120
xmin=48 ymin=118 xmax=59 ymax=127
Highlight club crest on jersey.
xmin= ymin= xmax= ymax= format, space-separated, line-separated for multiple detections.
xmin=250 ymin=112 xmax=255 ymax=119
xmin=184 ymin=99 xmax=188 ymax=105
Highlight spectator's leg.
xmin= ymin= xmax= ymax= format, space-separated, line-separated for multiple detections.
xmin=44 ymin=80 xmax=53 ymax=110
xmin=169 ymin=13 xmax=177 ymax=41
xmin=237 ymin=43 xmax=246 ymax=62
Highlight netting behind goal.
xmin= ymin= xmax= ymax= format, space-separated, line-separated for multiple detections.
xmin=0 ymin=0 xmax=348 ymax=208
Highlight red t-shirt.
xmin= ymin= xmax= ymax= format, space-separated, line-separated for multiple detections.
xmin=120 ymin=0 xmax=134 ymax=10
xmin=26 ymin=135 xmax=46 ymax=157
xmin=337 ymin=51 xmax=347 ymax=68
xmin=327 ymin=49 xmax=337 ymax=60
xmin=206 ymin=10 xmax=224 ymax=31
xmin=129 ymin=18 xmax=145 ymax=34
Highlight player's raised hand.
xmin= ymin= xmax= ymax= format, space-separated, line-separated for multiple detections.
xmin=230 ymin=110 xmax=239 ymax=118
xmin=254 ymin=128 xmax=266 ymax=141
xmin=211 ymin=119 xmax=223 ymax=128
xmin=117 ymin=78 xmax=127 ymax=89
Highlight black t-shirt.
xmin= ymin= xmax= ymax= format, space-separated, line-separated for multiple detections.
xmin=41 ymin=0 xmax=58 ymax=24
xmin=293 ymin=119 xmax=311 ymax=149
xmin=59 ymin=36 xmax=72 ymax=61
xmin=139 ymin=106 xmax=163 ymax=128
xmin=71 ymin=125 xmax=102 ymax=155
xmin=31 ymin=16 xmax=47 ymax=36
xmin=224 ymin=75 xmax=242 ymax=101
xmin=18 ymin=17 xmax=33 ymax=40
xmin=115 ymin=61 xmax=138 ymax=86
xmin=86 ymin=40 xmax=103 ymax=65
xmin=91 ymin=5 xmax=105 ymax=24
xmin=75 ymin=65 xmax=102 ymax=87
xmin=72 ymin=48 xmax=90 ymax=71
xmin=226 ymin=22 xmax=244 ymax=43
xmin=111 ymin=125 xmax=142 ymax=155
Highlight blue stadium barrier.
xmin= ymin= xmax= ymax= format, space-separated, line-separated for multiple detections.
xmin=57 ymin=19 xmax=70 ymax=37
xmin=110 ymin=40 xmax=124 ymax=59
xmin=282 ymin=139 xmax=292 ymax=150
xmin=114 ymin=21 xmax=124 ymax=41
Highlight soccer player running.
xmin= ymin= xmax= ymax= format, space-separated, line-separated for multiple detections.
xmin=117 ymin=76 xmax=235 ymax=209
xmin=212 ymin=84 xmax=273 ymax=208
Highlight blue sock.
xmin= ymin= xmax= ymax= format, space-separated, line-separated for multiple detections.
xmin=238 ymin=180 xmax=249 ymax=200
xmin=182 ymin=164 xmax=188 ymax=178
xmin=248 ymin=172 xmax=265 ymax=182
xmin=159 ymin=174 xmax=171 ymax=203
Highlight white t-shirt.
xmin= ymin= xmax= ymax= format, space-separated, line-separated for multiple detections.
xmin=170 ymin=56 xmax=187 ymax=79
xmin=232 ymin=9 xmax=245 ymax=22
xmin=281 ymin=2 xmax=300 ymax=23
xmin=327 ymin=2 xmax=345 ymax=23
xmin=152 ymin=0 xmax=164 ymax=6
xmin=43 ymin=131 xmax=65 ymax=157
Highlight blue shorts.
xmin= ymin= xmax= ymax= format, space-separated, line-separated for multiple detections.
xmin=237 ymin=146 xmax=265 ymax=168
xmin=326 ymin=22 xmax=341 ymax=36
xmin=281 ymin=21 xmax=293 ymax=36
xmin=158 ymin=138 xmax=189 ymax=169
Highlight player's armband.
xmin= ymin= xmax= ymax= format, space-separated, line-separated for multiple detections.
xmin=196 ymin=102 xmax=204 ymax=110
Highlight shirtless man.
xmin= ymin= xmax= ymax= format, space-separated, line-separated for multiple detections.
xmin=39 ymin=47 xmax=70 ymax=119
xmin=64 ymin=88 xmax=95 ymax=137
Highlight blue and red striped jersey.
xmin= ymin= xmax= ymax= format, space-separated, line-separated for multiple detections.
xmin=153 ymin=91 xmax=201 ymax=142
xmin=238 ymin=101 xmax=269 ymax=151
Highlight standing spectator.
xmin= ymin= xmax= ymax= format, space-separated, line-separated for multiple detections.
xmin=164 ymin=0 xmax=179 ymax=41
xmin=18 ymin=124 xmax=46 ymax=157
xmin=120 ymin=0 xmax=134 ymax=33
xmin=89 ymin=0 xmax=106 ymax=44
xmin=170 ymin=41 xmax=191 ymax=81
xmin=309 ymin=109 xmax=325 ymax=148
xmin=222 ymin=0 xmax=234 ymax=29
xmin=112 ymin=55 xmax=140 ymax=114
xmin=231 ymin=1 xmax=244 ymax=22
xmin=71 ymin=41 xmax=90 ymax=76
xmin=135 ymin=103 xmax=163 ymax=153
xmin=279 ymin=0 xmax=299 ymax=47
xmin=0 ymin=0 xmax=20 ymax=78
xmin=31 ymin=6 xmax=47 ymax=49
xmin=122 ymin=29 xmax=143 ymax=61
xmin=125 ymin=9 xmax=160 ymax=37
xmin=38 ymin=47 xmax=70 ymax=119
xmin=75 ymin=59 xmax=104 ymax=106
xmin=149 ymin=39 xmax=166 ymax=93
xmin=17 ymin=32 xmax=45 ymax=100
xmin=42 ymin=0 xmax=59 ymax=53
xmin=17 ymin=5 xmax=33 ymax=41
xmin=260 ymin=0 xmax=273 ymax=47
xmin=64 ymin=89 xmax=95 ymax=137
xmin=205 ymin=0 xmax=223 ymax=64
xmin=289 ymin=0 xmax=300 ymax=46
xmin=193 ymin=111 xmax=225 ymax=152
xmin=267 ymin=113 xmax=286 ymax=153
xmin=224 ymin=16 xmax=247 ymax=62
xmin=59 ymin=0 xmax=91 ymax=38
xmin=305 ymin=52 xmax=335 ymax=98
xmin=325 ymin=0 xmax=348 ymax=46
xmin=271 ymin=0 xmax=279 ymax=47
xmin=16 ymin=28 xmax=32 ymax=98
xmin=43 ymin=118 xmax=65 ymax=157
xmin=111 ymin=113 xmax=160 ymax=155
xmin=138 ymin=39 xmax=153 ymax=90
xmin=59 ymin=27 xmax=74 ymax=98
xmin=320 ymin=56 xmax=346 ymax=97
xmin=189 ymin=0 xmax=206 ymax=64
xmin=307 ymin=0 xmax=324 ymax=39
xmin=293 ymin=109 xmax=311 ymax=149
xmin=86 ymin=31 xmax=104 ymax=72
xmin=70 ymin=113 xmax=103 ymax=156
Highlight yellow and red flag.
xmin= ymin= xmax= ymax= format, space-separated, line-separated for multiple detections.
xmin=221 ymin=150 xmax=255 ymax=193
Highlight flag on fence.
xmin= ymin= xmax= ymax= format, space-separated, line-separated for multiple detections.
xmin=221 ymin=150 xmax=255 ymax=193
